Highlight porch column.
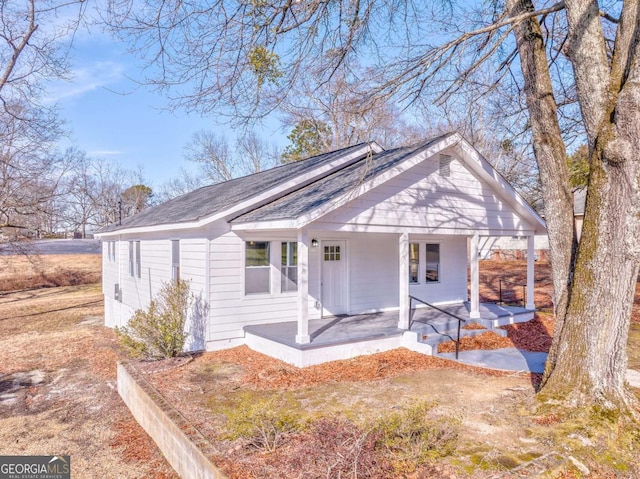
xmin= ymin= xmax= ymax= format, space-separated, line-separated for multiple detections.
xmin=526 ymin=235 xmax=536 ymax=310
xmin=295 ymin=229 xmax=311 ymax=344
xmin=469 ymin=233 xmax=480 ymax=319
xmin=398 ymin=232 xmax=410 ymax=329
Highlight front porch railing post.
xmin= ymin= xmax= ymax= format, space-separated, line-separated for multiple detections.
xmin=295 ymin=229 xmax=311 ymax=344
xmin=526 ymin=235 xmax=536 ymax=310
xmin=398 ymin=232 xmax=410 ymax=329
xmin=469 ymin=233 xmax=480 ymax=319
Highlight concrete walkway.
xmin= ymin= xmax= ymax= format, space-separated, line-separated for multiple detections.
xmin=438 ymin=348 xmax=548 ymax=373
xmin=439 ymin=348 xmax=640 ymax=389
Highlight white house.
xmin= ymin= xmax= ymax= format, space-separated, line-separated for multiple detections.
xmin=96 ymin=133 xmax=546 ymax=366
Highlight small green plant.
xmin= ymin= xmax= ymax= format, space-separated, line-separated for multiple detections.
xmin=374 ymin=401 xmax=460 ymax=473
xmin=222 ymin=393 xmax=305 ymax=452
xmin=115 ymin=279 xmax=192 ymax=359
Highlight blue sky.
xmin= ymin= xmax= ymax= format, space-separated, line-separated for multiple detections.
xmin=48 ymin=26 xmax=287 ymax=189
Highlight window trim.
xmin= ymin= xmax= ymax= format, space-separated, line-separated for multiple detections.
xmin=409 ymin=242 xmax=420 ymax=284
xmin=171 ymin=240 xmax=180 ymax=281
xmin=244 ymin=241 xmax=271 ymax=295
xmin=407 ymin=242 xmax=442 ymax=285
xmin=281 ymin=241 xmax=298 ymax=293
xmin=128 ymin=241 xmax=134 ymax=277
xmin=135 ymin=241 xmax=141 ymax=279
xmin=107 ymin=241 xmax=115 ymax=263
xmin=424 ymin=243 xmax=440 ymax=283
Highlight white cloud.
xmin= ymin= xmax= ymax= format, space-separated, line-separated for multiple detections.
xmin=88 ymin=149 xmax=124 ymax=156
xmin=45 ymin=61 xmax=126 ymax=103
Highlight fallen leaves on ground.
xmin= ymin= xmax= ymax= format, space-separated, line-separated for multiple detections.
xmin=439 ymin=314 xmax=554 ymax=354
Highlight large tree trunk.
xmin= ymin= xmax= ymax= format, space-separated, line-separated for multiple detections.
xmin=506 ymin=0 xmax=576 ymax=377
xmin=539 ymin=0 xmax=640 ymax=409
xmin=509 ymin=0 xmax=640 ymax=410
xmin=507 ymin=0 xmax=640 ymax=409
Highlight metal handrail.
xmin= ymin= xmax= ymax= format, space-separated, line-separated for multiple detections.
xmin=409 ymin=295 xmax=466 ymax=359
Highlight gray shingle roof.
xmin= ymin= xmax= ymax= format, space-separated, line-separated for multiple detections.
xmin=98 ymin=142 xmax=373 ymax=232
xmin=231 ymin=135 xmax=450 ymax=224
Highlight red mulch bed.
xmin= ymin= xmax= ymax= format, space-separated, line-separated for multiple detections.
xmin=196 ymin=346 xmax=514 ymax=391
xmin=439 ymin=314 xmax=554 ymax=354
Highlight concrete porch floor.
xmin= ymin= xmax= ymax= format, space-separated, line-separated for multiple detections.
xmin=243 ymin=302 xmax=534 ymax=351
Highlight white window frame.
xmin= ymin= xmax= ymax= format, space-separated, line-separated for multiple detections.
xmin=129 ymin=241 xmax=141 ymax=279
xmin=128 ymin=241 xmax=134 ymax=277
xmin=171 ymin=240 xmax=180 ymax=281
xmin=425 ymin=243 xmax=440 ymax=283
xmin=281 ymin=241 xmax=298 ymax=293
xmin=409 ymin=242 xmax=419 ymax=284
xmin=135 ymin=241 xmax=141 ymax=278
xmin=107 ymin=241 xmax=115 ymax=262
xmin=244 ymin=241 xmax=271 ymax=295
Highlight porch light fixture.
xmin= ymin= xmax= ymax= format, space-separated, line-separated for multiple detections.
xmin=311 ymin=238 xmax=319 ymax=247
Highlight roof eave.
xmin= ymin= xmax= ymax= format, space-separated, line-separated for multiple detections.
xmin=98 ymin=142 xmax=385 ymax=236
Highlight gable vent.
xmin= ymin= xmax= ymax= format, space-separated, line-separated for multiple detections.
xmin=439 ymin=154 xmax=453 ymax=177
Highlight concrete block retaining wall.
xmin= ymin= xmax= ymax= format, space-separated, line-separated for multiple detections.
xmin=117 ymin=362 xmax=227 ymax=479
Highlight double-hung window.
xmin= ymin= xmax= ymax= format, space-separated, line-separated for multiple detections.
xmin=128 ymin=242 xmax=134 ymax=276
xmin=425 ymin=243 xmax=440 ymax=282
xmin=107 ymin=241 xmax=116 ymax=262
xmin=409 ymin=243 xmax=419 ymax=284
xmin=135 ymin=241 xmax=141 ymax=278
xmin=129 ymin=241 xmax=141 ymax=278
xmin=281 ymin=242 xmax=298 ymax=292
xmin=171 ymin=240 xmax=180 ymax=281
xmin=245 ymin=241 xmax=270 ymax=294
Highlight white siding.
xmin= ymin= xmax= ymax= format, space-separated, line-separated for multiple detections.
xmin=118 ymin=239 xmax=169 ymax=311
xmin=407 ymin=235 xmax=468 ymax=304
xmin=180 ymin=239 xmax=208 ymax=350
xmin=208 ymin=231 xmax=299 ymax=342
xmin=348 ymin=234 xmax=398 ymax=313
xmin=320 ymin=153 xmax=529 ymax=234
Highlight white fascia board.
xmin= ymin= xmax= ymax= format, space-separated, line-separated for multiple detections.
xmin=95 ymin=221 xmax=202 ymax=238
xmin=294 ymin=134 xmax=460 ymax=228
xmin=95 ymin=142 xmax=384 ymax=238
xmin=310 ymin=221 xmax=536 ymax=236
xmin=230 ymin=219 xmax=297 ymax=231
xmin=454 ymin=137 xmax=547 ymax=234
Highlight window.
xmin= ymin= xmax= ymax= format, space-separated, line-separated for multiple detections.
xmin=425 ymin=243 xmax=440 ymax=282
xmin=245 ymin=241 xmax=270 ymax=294
xmin=107 ymin=241 xmax=116 ymax=262
xmin=323 ymin=245 xmax=341 ymax=261
xmin=171 ymin=240 xmax=180 ymax=281
xmin=135 ymin=241 xmax=141 ymax=278
xmin=128 ymin=242 xmax=134 ymax=277
xmin=409 ymin=243 xmax=419 ymax=283
xmin=281 ymin=242 xmax=298 ymax=292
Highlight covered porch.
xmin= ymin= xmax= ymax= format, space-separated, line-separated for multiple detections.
xmin=244 ymin=300 xmax=534 ymax=367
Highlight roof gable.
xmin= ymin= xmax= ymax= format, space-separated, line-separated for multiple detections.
xmin=230 ymin=134 xmax=453 ymax=225
xmin=231 ymin=132 xmax=545 ymax=235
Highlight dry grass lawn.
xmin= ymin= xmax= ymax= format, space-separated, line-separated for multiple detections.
xmin=0 ymin=255 xmax=175 ymax=479
xmin=1 ymin=255 xmax=639 ymax=478
xmin=0 ymin=254 xmax=101 ymax=291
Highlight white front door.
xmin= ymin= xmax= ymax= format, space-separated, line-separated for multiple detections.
xmin=321 ymin=240 xmax=348 ymax=316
